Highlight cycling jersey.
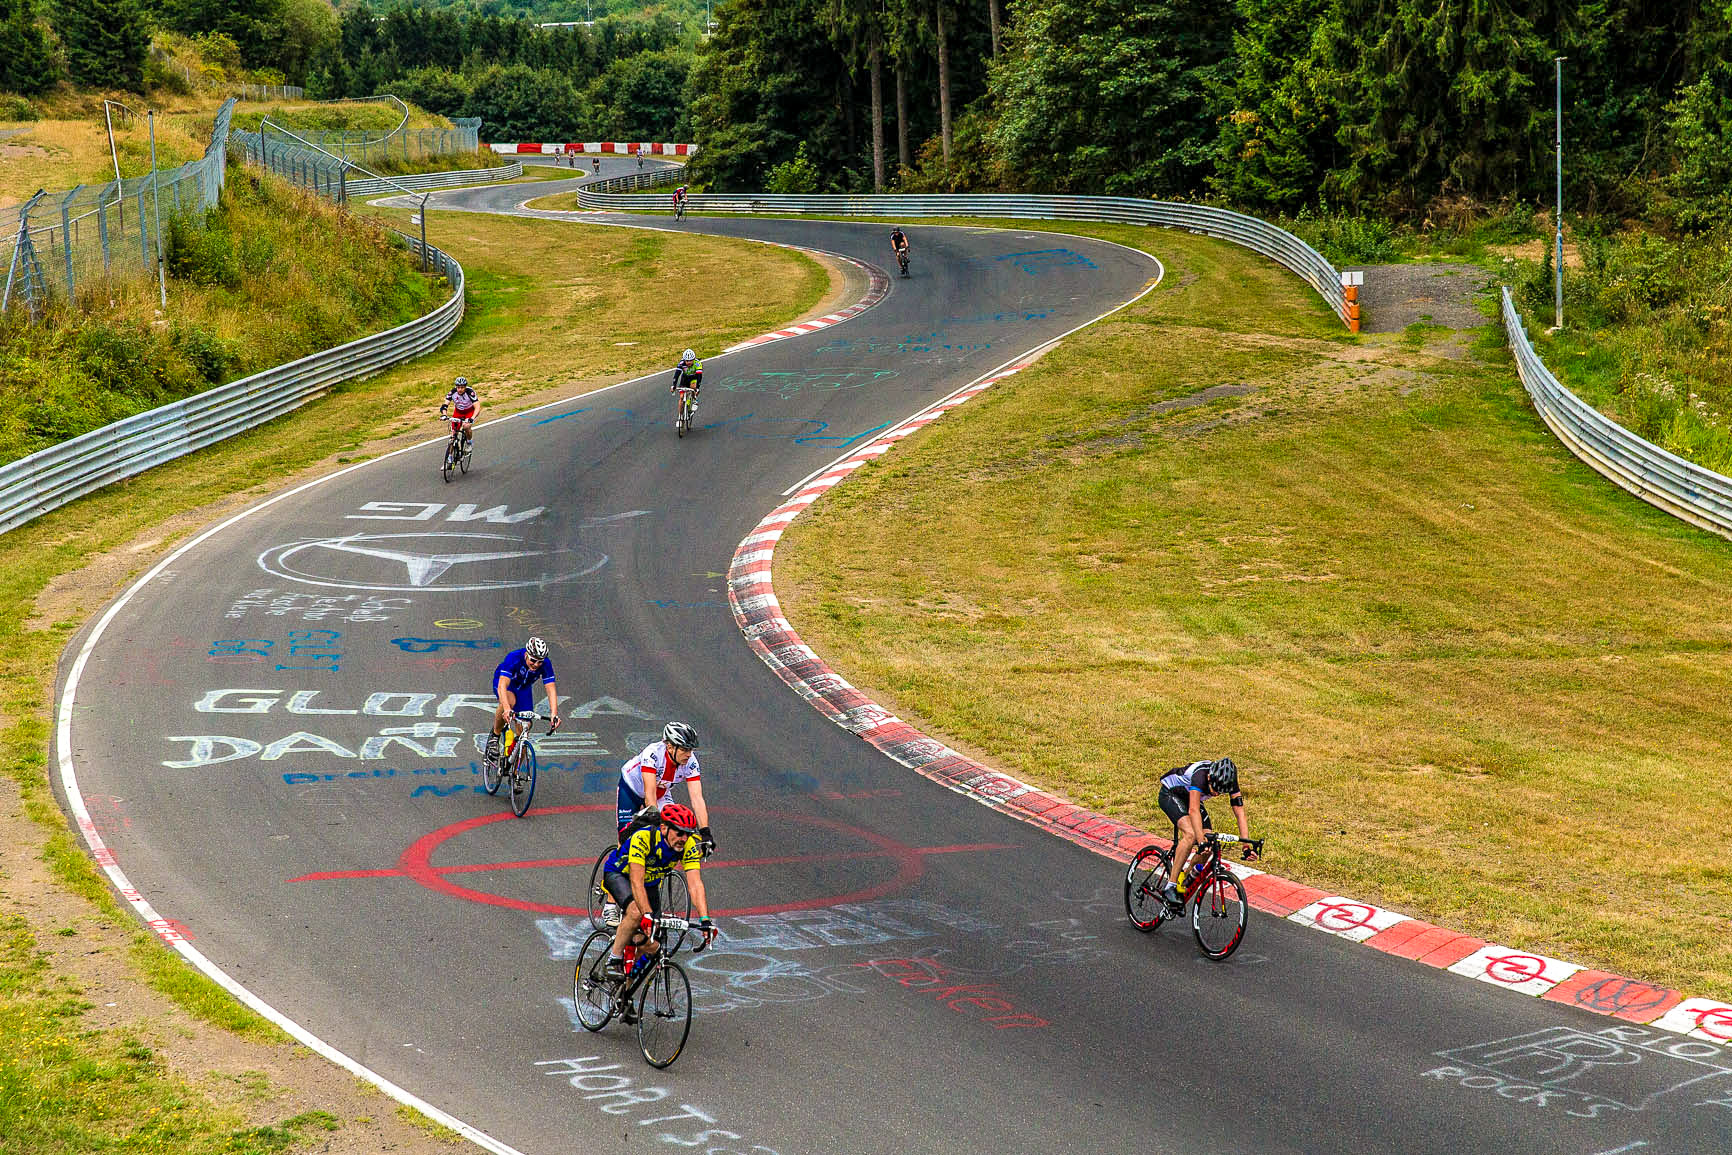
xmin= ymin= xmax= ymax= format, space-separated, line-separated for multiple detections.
xmin=673 ymin=360 xmax=703 ymax=390
xmin=445 ymin=386 xmax=478 ymax=416
xmin=1159 ymin=761 xmax=1243 ymax=805
xmin=493 ymin=648 xmax=556 ymax=712
xmin=603 ymin=825 xmax=703 ymax=884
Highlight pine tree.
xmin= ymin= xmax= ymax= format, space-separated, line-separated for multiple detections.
xmin=54 ymin=0 xmax=150 ymax=91
xmin=0 ymin=0 xmax=60 ymax=95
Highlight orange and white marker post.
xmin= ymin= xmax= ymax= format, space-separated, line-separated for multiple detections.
xmin=1341 ymin=269 xmax=1363 ymax=333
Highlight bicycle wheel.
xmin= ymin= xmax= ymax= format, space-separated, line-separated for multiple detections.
xmin=480 ymin=738 xmax=504 ymax=795
xmin=441 ymin=441 xmax=456 ymax=483
xmin=1191 ymin=870 xmax=1249 ymax=960
xmin=660 ymin=869 xmax=692 ymax=927
xmin=509 ymin=743 xmax=537 ymax=817
xmin=572 ymin=930 xmax=618 ymax=1031
xmin=636 ymin=960 xmax=692 ymax=1068
xmin=459 ymin=440 xmax=472 ymax=474
xmin=1125 ymin=845 xmax=1173 ymax=931
xmin=676 ymin=396 xmax=687 ymax=437
xmin=587 ymin=844 xmax=618 ymax=931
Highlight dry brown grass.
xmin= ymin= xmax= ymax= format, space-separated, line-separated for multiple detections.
xmin=777 ymin=220 xmax=1732 ymax=998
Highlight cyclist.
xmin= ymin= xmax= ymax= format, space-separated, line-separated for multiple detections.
xmin=670 ymin=348 xmax=703 ymax=417
xmin=672 ymin=185 xmax=688 ymax=217
xmin=592 ymin=155 xmax=601 ymax=174
xmin=1158 ymin=757 xmax=1257 ymax=909
xmin=889 ymin=226 xmax=909 ymax=273
xmin=636 ymin=143 xmax=646 ymax=169
xmin=615 ymin=721 xmax=710 ymax=843
xmin=602 ymin=802 xmax=718 ymax=979
xmin=439 ymin=376 xmax=478 ymax=451
xmin=485 ymin=637 xmax=561 ymax=769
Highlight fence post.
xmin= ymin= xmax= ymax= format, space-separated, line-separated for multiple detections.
xmin=60 ymin=187 xmax=78 ymax=301
xmin=138 ymin=189 xmax=150 ymax=266
xmin=97 ymin=187 xmax=110 ymax=274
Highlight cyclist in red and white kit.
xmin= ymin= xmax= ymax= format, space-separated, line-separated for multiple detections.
xmin=604 ymin=722 xmax=711 ymax=928
xmin=439 ymin=376 xmax=478 ymax=451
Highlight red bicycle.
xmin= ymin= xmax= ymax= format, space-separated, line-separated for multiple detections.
xmin=1124 ymin=829 xmax=1262 ymax=959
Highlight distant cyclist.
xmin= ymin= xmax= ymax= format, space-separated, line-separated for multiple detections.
xmin=636 ymin=143 xmax=646 ymax=169
xmin=439 ymin=376 xmax=478 ymax=451
xmin=485 ymin=637 xmax=561 ymax=769
xmin=889 ymin=226 xmax=910 ymax=275
xmin=670 ymin=348 xmax=703 ymax=415
xmin=673 ymin=185 xmax=688 ymax=218
xmin=601 ymin=802 xmax=717 ymax=979
xmin=1158 ymin=757 xmax=1257 ymax=909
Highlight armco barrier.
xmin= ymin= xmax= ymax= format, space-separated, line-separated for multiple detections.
xmin=571 ymin=190 xmax=1349 ymax=327
xmin=345 ymin=162 xmax=524 ymax=198
xmin=1501 ymin=287 xmax=1732 ymax=538
xmin=0 ymin=237 xmax=463 ymax=536
xmin=488 ymin=141 xmax=697 ymax=157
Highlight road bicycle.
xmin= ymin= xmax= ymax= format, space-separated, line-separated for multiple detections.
xmin=894 ymin=247 xmax=910 ymax=278
xmin=673 ymin=382 xmax=698 ymax=437
xmin=1124 ymin=828 xmax=1263 ymax=959
xmin=674 ymin=195 xmax=686 ymax=221
xmin=481 ymin=710 xmax=540 ymax=817
xmin=573 ymin=914 xmax=709 ymax=1067
xmin=440 ymin=418 xmax=473 ymax=483
xmin=586 ymin=839 xmax=693 ymax=933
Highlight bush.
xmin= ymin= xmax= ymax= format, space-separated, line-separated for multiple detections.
xmin=165 ymin=213 xmax=241 ymax=289
xmin=0 ymin=93 xmax=38 ymax=120
xmin=765 ymin=141 xmax=820 ymax=194
xmin=1285 ymin=209 xmax=1399 ymax=265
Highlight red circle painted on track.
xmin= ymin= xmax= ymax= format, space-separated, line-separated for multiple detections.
xmin=1314 ymin=902 xmax=1376 ymax=932
xmin=394 ymin=804 xmax=926 ymax=918
xmin=1483 ymin=953 xmax=1548 ymax=984
xmin=1690 ymin=1008 xmax=1732 ymax=1040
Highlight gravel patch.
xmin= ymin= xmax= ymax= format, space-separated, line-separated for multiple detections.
xmin=1343 ymin=263 xmax=1491 ymax=332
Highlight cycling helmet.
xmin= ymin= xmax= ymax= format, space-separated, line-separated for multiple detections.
xmin=524 ymin=636 xmax=549 ymax=661
xmin=662 ymin=721 xmax=699 ymax=750
xmin=1208 ymin=756 xmax=1239 ymax=796
xmin=659 ymin=802 xmax=698 ymax=834
xmin=681 ymin=348 xmax=696 ymax=364
xmin=454 ymin=376 xmax=468 ymax=388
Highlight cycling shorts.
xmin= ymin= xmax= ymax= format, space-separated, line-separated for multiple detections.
xmin=1158 ymin=785 xmax=1212 ymax=831
xmin=617 ymin=780 xmax=646 ymax=837
xmin=506 ymin=687 xmax=536 ymax=714
xmin=601 ymin=870 xmax=663 ymax=913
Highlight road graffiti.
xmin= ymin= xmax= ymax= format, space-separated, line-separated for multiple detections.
xmin=715 ymin=368 xmax=899 ymax=400
xmin=223 ymin=588 xmax=410 ymax=623
xmin=854 ymin=955 xmax=1048 ymax=1029
xmin=344 ymin=501 xmax=544 ymax=523
xmin=813 ymin=333 xmax=992 ymax=357
xmin=534 ymin=1057 xmax=785 ymax=1154
xmin=388 ymin=636 xmax=502 ymax=653
xmin=209 ymin=629 xmax=344 ymax=673
xmin=1428 ymin=1024 xmax=1732 ymax=1122
xmin=257 ymin=532 xmax=609 ymax=593
xmin=995 ymin=248 xmax=1098 ymax=275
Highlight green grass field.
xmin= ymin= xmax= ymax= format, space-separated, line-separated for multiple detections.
xmin=775 ymin=220 xmax=1732 ymax=1000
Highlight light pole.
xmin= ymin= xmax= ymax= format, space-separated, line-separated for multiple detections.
xmin=1554 ymin=56 xmax=1565 ymax=331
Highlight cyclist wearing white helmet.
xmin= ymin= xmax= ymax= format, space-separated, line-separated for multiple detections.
xmin=670 ymin=349 xmax=704 ymax=416
xmin=485 ymin=636 xmax=561 ymax=767
xmin=1156 ymin=757 xmax=1257 ymax=909
xmin=440 ymin=376 xmax=479 ymax=449
xmin=616 ymin=721 xmax=709 ymax=848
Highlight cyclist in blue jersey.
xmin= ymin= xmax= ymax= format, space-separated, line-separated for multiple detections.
xmin=603 ymin=802 xmax=717 ymax=978
xmin=1158 ymin=757 xmax=1257 ymax=910
xmin=485 ymin=636 xmax=561 ymax=768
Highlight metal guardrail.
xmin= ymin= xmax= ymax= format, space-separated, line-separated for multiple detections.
xmin=0 ymin=236 xmax=464 ymax=536
xmin=573 ymin=190 xmax=1350 ymax=327
xmin=345 ymin=162 xmax=523 ymax=197
xmin=1500 ymin=287 xmax=1732 ymax=538
xmin=583 ymin=166 xmax=683 ymax=195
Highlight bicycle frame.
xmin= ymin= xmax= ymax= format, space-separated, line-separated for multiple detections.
xmin=616 ymin=917 xmax=693 ymax=1000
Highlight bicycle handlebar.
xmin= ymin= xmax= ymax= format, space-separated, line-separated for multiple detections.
xmin=1204 ymin=833 xmax=1265 ymax=857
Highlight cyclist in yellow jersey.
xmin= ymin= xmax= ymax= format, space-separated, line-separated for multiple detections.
xmin=601 ymin=802 xmax=717 ymax=978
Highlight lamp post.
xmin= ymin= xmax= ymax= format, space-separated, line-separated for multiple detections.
xmin=1554 ymin=56 xmax=1565 ymax=331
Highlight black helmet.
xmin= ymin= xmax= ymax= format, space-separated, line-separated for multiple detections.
xmin=662 ymin=721 xmax=699 ymax=750
xmin=1207 ymin=757 xmax=1238 ymax=795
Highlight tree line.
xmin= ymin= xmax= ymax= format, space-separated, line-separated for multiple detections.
xmin=0 ymin=0 xmax=693 ymax=142
xmin=685 ymin=0 xmax=1732 ymax=228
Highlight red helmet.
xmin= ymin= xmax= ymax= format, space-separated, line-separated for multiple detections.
xmin=659 ymin=803 xmax=697 ymax=834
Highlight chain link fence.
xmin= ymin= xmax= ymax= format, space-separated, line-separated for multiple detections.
xmin=2 ymin=99 xmax=236 ymax=320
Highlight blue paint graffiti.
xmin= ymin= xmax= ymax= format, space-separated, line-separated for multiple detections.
xmin=211 ymin=630 xmax=342 ymax=672
xmin=533 ymin=406 xmax=590 ymax=426
xmin=996 ymin=249 xmax=1098 ymax=275
xmin=389 ymin=636 xmax=503 ymax=653
xmin=814 ymin=334 xmax=993 ymax=357
xmin=716 ymin=368 xmax=899 ymax=400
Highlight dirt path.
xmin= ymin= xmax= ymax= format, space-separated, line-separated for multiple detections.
xmin=1345 ymin=262 xmax=1491 ymax=332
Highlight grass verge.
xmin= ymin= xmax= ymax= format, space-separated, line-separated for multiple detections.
xmin=0 ymin=207 xmax=827 ymax=1149
xmin=775 ymin=218 xmax=1732 ymax=999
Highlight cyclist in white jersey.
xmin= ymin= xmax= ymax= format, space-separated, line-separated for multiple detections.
xmin=616 ymin=721 xmax=711 ymax=848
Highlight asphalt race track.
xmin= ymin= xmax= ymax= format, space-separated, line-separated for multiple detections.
xmin=57 ymin=161 xmax=1732 ymax=1154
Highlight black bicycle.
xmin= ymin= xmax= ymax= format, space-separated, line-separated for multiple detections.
xmin=439 ymin=418 xmax=473 ymax=483
xmin=586 ymin=839 xmax=692 ymax=932
xmin=481 ymin=710 xmax=539 ymax=817
xmin=895 ymin=248 xmax=910 ymax=277
xmin=1125 ymin=829 xmax=1262 ymax=959
xmin=573 ymin=915 xmax=707 ymax=1067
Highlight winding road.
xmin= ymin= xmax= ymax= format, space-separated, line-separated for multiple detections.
xmin=54 ymin=160 xmax=1731 ymax=1155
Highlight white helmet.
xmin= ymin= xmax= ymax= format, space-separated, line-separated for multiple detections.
xmin=524 ymin=636 xmax=549 ymax=660
xmin=681 ymin=349 xmax=696 ymax=364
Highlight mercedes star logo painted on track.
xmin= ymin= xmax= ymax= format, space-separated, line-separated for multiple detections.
xmin=256 ymin=532 xmax=610 ymax=592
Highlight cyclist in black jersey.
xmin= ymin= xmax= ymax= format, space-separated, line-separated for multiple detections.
xmin=1157 ymin=757 xmax=1257 ymax=908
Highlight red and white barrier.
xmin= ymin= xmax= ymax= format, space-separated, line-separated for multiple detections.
xmin=484 ymin=141 xmax=697 ymax=157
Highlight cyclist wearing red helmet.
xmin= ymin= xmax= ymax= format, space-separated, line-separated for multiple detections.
xmin=601 ymin=802 xmax=717 ymax=978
